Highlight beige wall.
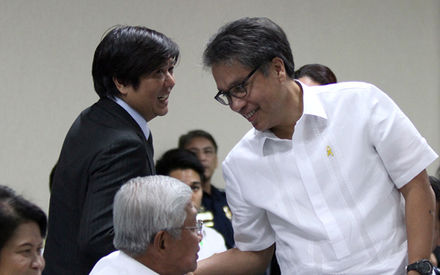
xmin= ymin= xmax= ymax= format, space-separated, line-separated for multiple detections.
xmin=1 ymin=0 xmax=439 ymax=212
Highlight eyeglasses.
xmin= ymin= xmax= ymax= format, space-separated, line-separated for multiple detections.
xmin=214 ymin=67 xmax=259 ymax=106
xmin=174 ymin=220 xmax=203 ymax=236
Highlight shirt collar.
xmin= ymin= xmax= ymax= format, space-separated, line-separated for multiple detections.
xmin=119 ymin=251 xmax=159 ymax=274
xmin=300 ymin=81 xmax=327 ymax=120
xmin=254 ymin=80 xmax=328 ymax=154
xmin=113 ymin=96 xmax=151 ymax=140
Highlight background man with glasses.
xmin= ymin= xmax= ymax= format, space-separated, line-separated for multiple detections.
xmin=195 ymin=17 xmax=438 ymax=275
xmin=90 ymin=175 xmax=202 ymax=275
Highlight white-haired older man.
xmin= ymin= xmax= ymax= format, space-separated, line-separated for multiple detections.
xmin=90 ymin=175 xmax=202 ymax=275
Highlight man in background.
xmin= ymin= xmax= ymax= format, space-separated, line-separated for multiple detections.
xmin=294 ymin=63 xmax=337 ymax=86
xmin=44 ymin=25 xmax=179 ymax=274
xmin=179 ymin=130 xmax=234 ymax=249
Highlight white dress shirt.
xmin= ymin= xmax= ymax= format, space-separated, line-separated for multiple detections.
xmin=89 ymin=250 xmax=158 ymax=275
xmin=198 ymin=226 xmax=227 ymax=260
xmin=223 ymin=81 xmax=438 ymax=275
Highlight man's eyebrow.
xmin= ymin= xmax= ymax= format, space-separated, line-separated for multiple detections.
xmin=219 ymin=76 xmax=246 ymax=92
xmin=17 ymin=242 xmax=33 ymax=248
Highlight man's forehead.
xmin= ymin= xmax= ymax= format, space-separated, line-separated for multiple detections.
xmin=161 ymin=57 xmax=177 ymax=67
xmin=211 ymin=62 xmax=249 ymax=90
xmin=188 ymin=145 xmax=215 ymax=153
xmin=187 ymin=137 xmax=215 ymax=148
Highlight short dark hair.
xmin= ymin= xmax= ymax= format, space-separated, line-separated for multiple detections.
xmin=203 ymin=17 xmax=295 ymax=78
xmin=156 ymin=149 xmax=206 ymax=183
xmin=178 ymin=129 xmax=218 ymax=153
xmin=295 ymin=63 xmax=337 ymax=85
xmin=92 ymin=25 xmax=179 ymax=98
xmin=0 ymin=185 xmax=47 ymax=250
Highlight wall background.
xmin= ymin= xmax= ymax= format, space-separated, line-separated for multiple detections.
xmin=0 ymin=0 xmax=439 ymax=212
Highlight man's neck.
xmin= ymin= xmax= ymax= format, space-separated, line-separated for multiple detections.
xmin=203 ymin=180 xmax=212 ymax=195
xmin=136 ymin=250 xmax=171 ymax=275
xmin=270 ymin=80 xmax=303 ymax=140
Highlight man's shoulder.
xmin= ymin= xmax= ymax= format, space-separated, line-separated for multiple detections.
xmin=85 ymin=98 xmax=138 ymax=127
xmin=315 ymin=81 xmax=381 ymax=100
xmin=310 ymin=81 xmax=387 ymax=116
xmin=67 ymin=99 xmax=143 ymax=141
xmin=90 ymin=251 xmax=126 ymax=275
xmin=210 ymin=185 xmax=226 ymax=196
xmin=225 ymin=128 xmax=260 ymax=161
xmin=58 ymin=99 xmax=147 ymax=165
xmin=91 ymin=251 xmax=157 ymax=275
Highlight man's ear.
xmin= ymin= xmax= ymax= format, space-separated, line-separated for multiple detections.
xmin=152 ymin=230 xmax=167 ymax=251
xmin=271 ymin=57 xmax=287 ymax=81
xmin=113 ymin=77 xmax=128 ymax=95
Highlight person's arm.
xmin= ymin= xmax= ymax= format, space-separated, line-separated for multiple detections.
xmin=78 ymin=137 xmax=152 ymax=266
xmin=399 ymin=170 xmax=435 ymax=275
xmin=195 ymin=245 xmax=274 ymax=275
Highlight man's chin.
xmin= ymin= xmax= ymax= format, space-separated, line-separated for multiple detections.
xmin=204 ymin=172 xmax=213 ymax=181
xmin=252 ymin=122 xmax=268 ymax=132
xmin=157 ymin=109 xmax=168 ymax=117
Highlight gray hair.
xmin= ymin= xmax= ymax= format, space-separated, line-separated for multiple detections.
xmin=203 ymin=17 xmax=295 ymax=78
xmin=113 ymin=175 xmax=192 ymax=256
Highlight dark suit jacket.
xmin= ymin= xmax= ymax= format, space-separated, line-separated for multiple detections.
xmin=43 ymin=98 xmax=154 ymax=275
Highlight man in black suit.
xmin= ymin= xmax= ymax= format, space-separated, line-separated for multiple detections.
xmin=43 ymin=25 xmax=179 ymax=275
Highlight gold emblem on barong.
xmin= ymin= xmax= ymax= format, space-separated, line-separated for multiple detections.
xmin=223 ymin=206 xmax=232 ymax=220
xmin=326 ymin=146 xmax=334 ymax=157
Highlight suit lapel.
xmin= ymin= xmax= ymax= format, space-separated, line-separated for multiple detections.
xmin=95 ymin=98 xmax=156 ymax=174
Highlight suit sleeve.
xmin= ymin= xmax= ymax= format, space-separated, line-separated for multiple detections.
xmin=77 ymin=136 xmax=152 ymax=266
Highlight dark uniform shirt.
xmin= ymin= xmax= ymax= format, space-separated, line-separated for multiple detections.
xmin=199 ymin=185 xmax=234 ymax=249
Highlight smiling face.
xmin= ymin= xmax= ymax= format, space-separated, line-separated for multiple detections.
xmin=116 ymin=59 xmax=176 ymax=122
xmin=211 ymin=60 xmax=299 ymax=137
xmin=0 ymin=222 xmax=45 ymax=275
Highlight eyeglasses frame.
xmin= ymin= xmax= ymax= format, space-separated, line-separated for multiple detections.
xmin=169 ymin=219 xmax=203 ymax=236
xmin=214 ymin=66 xmax=259 ymax=106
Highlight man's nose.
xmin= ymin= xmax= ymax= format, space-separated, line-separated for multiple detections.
xmin=229 ymin=96 xmax=246 ymax=112
xmin=32 ymin=254 xmax=45 ymax=270
xmin=165 ymin=72 xmax=175 ymax=87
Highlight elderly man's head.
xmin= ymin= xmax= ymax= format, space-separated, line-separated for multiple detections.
xmin=113 ymin=175 xmax=201 ymax=274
